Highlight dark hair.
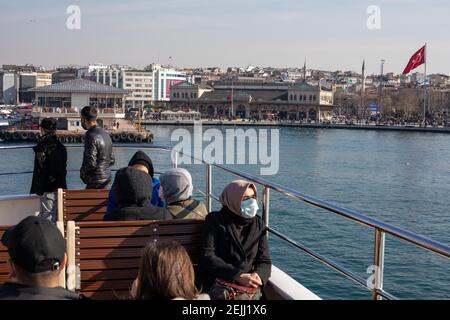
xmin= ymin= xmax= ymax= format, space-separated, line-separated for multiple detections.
xmin=81 ymin=106 xmax=98 ymax=121
xmin=40 ymin=118 xmax=57 ymax=131
xmin=134 ymin=240 xmax=199 ymax=300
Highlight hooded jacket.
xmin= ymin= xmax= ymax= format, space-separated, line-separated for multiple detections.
xmin=107 ymin=151 xmax=164 ymax=212
xmin=30 ymin=132 xmax=67 ymax=195
xmin=80 ymin=125 xmax=115 ymax=187
xmin=103 ymin=167 xmax=172 ymax=221
xmin=160 ymin=168 xmax=208 ymax=220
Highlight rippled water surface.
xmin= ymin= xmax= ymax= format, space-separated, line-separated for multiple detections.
xmin=1 ymin=125 xmax=449 ymax=299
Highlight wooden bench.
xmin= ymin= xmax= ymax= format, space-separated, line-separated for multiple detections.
xmin=0 ymin=226 xmax=10 ymax=285
xmin=57 ymin=188 xmax=109 ymax=223
xmin=66 ymin=219 xmax=204 ymax=300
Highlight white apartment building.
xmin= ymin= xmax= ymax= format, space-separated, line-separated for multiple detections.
xmin=151 ymin=64 xmax=187 ymax=101
xmin=122 ymin=70 xmax=153 ymax=108
xmin=85 ymin=64 xmax=187 ymax=106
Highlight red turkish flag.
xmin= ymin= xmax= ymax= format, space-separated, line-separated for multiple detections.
xmin=402 ymin=45 xmax=426 ymax=75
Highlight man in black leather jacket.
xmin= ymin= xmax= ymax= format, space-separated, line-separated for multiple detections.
xmin=80 ymin=106 xmax=115 ymax=189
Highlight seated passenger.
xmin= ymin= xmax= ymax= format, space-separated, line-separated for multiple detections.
xmin=159 ymin=168 xmax=207 ymax=220
xmin=130 ymin=240 xmax=209 ymax=300
xmin=103 ymin=167 xmax=172 ymax=221
xmin=0 ymin=216 xmax=82 ymax=300
xmin=107 ymin=151 xmax=164 ymax=213
xmin=197 ymin=180 xmax=271 ymax=300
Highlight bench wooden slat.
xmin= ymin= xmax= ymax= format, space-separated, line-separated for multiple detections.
xmin=78 ymin=244 xmax=201 ymax=260
xmin=79 ymin=258 xmax=141 ymax=270
xmin=78 ymin=224 xmax=203 ymax=238
xmin=81 ymin=290 xmax=130 ymax=300
xmin=81 ymin=279 xmax=134 ymax=292
xmin=65 ymin=191 xmax=109 ymax=200
xmin=64 ymin=199 xmax=107 ymax=207
xmin=0 ymin=263 xmax=10 ymax=274
xmin=0 ymin=274 xmax=11 ymax=284
xmin=65 ymin=214 xmax=106 ymax=222
xmin=79 ymin=247 xmax=145 ymax=259
xmin=81 ymin=269 xmax=139 ymax=281
xmin=65 ymin=206 xmax=107 ymax=214
xmin=0 ymin=252 xmax=10 ymax=261
xmin=78 ymin=234 xmax=201 ymax=248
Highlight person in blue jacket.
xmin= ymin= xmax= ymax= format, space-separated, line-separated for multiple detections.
xmin=107 ymin=151 xmax=164 ymax=213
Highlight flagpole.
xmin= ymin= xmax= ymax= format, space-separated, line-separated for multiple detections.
xmin=423 ymin=43 xmax=427 ymax=127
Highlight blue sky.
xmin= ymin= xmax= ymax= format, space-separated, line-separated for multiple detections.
xmin=0 ymin=0 xmax=448 ymax=75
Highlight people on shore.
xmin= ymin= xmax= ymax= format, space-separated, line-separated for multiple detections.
xmin=0 ymin=216 xmax=82 ymax=300
xmin=197 ymin=180 xmax=271 ymax=300
xmin=30 ymin=118 xmax=67 ymax=222
xmin=80 ymin=106 xmax=115 ymax=189
xmin=130 ymin=240 xmax=209 ymax=300
xmin=103 ymin=166 xmax=172 ymax=221
xmin=159 ymin=168 xmax=207 ymax=220
xmin=107 ymin=151 xmax=164 ymax=213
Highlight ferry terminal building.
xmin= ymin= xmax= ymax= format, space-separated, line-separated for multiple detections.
xmin=157 ymin=80 xmax=336 ymax=121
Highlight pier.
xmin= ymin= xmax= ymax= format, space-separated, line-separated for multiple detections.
xmin=138 ymin=119 xmax=450 ymax=134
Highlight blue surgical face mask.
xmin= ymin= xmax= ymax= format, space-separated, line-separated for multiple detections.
xmin=240 ymin=198 xmax=259 ymax=218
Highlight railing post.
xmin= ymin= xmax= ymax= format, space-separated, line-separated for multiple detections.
xmin=172 ymin=150 xmax=178 ymax=168
xmin=262 ymin=186 xmax=270 ymax=228
xmin=205 ymin=164 xmax=212 ymax=212
xmin=372 ymin=228 xmax=386 ymax=300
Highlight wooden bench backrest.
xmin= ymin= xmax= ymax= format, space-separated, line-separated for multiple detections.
xmin=58 ymin=189 xmax=109 ymax=223
xmin=0 ymin=226 xmax=10 ymax=285
xmin=67 ymin=219 xmax=204 ymax=300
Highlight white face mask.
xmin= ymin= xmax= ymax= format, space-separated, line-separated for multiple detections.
xmin=240 ymin=198 xmax=259 ymax=218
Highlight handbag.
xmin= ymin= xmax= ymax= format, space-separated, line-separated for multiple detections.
xmin=209 ymin=279 xmax=262 ymax=300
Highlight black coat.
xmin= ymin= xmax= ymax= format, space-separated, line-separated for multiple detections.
xmin=30 ymin=133 xmax=67 ymax=195
xmin=0 ymin=283 xmax=82 ymax=300
xmin=80 ymin=125 xmax=115 ymax=187
xmin=103 ymin=166 xmax=172 ymax=221
xmin=104 ymin=205 xmax=173 ymax=221
xmin=197 ymin=207 xmax=272 ymax=291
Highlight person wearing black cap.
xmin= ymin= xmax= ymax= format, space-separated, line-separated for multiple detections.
xmin=0 ymin=216 xmax=81 ymax=300
xmin=106 ymin=151 xmax=164 ymax=213
xmin=80 ymin=106 xmax=115 ymax=189
xmin=30 ymin=118 xmax=67 ymax=222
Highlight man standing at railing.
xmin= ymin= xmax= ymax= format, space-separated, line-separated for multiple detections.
xmin=30 ymin=118 xmax=67 ymax=222
xmin=80 ymin=106 xmax=115 ymax=189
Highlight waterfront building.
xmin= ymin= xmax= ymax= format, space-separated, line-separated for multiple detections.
xmin=52 ymin=68 xmax=78 ymax=84
xmin=0 ymin=72 xmax=20 ymax=105
xmin=411 ymin=72 xmax=425 ymax=85
xmin=121 ymin=69 xmax=153 ymax=108
xmin=429 ymin=74 xmax=449 ymax=88
xmin=170 ymin=82 xmax=213 ymax=101
xmin=150 ymin=64 xmax=187 ymax=102
xmin=157 ymin=80 xmax=336 ymax=121
xmin=29 ymin=78 xmax=130 ymax=130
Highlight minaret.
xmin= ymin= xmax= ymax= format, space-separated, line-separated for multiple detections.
xmin=360 ymin=59 xmax=366 ymax=117
xmin=303 ymin=58 xmax=307 ymax=82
